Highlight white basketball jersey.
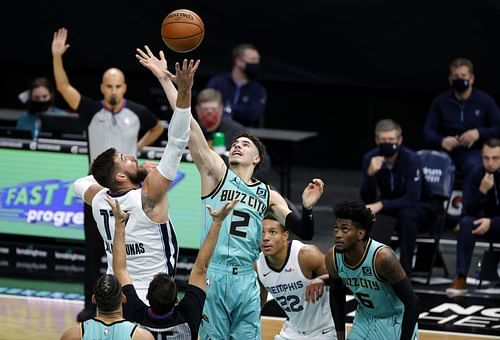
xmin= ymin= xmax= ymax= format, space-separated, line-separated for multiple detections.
xmin=256 ymin=240 xmax=334 ymax=335
xmin=92 ymin=188 xmax=178 ymax=293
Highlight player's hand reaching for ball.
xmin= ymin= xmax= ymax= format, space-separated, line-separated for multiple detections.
xmin=135 ymin=45 xmax=169 ymax=80
xmin=170 ymin=59 xmax=200 ymax=91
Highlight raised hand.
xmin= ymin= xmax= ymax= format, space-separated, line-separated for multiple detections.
xmin=135 ymin=45 xmax=172 ymax=80
xmin=206 ymin=200 xmax=238 ymax=223
xmin=104 ymin=195 xmax=130 ymax=227
xmin=302 ymin=178 xmax=324 ymax=209
xmin=51 ymin=27 xmax=70 ymax=57
xmin=172 ymin=59 xmax=201 ymax=91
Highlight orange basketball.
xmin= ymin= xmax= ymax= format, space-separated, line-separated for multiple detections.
xmin=161 ymin=9 xmax=204 ymax=53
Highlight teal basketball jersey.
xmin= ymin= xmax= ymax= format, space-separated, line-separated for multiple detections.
xmin=334 ymin=238 xmax=404 ymax=318
xmin=82 ymin=318 xmax=137 ymax=339
xmin=201 ymin=168 xmax=270 ymax=266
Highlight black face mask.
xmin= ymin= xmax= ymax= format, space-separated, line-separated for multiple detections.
xmin=27 ymin=100 xmax=51 ymax=114
xmin=378 ymin=143 xmax=399 ymax=157
xmin=243 ymin=62 xmax=260 ymax=79
xmin=451 ymin=78 xmax=470 ymax=93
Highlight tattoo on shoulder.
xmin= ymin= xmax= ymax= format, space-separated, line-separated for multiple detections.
xmin=378 ymin=248 xmax=405 ymax=282
xmin=141 ymin=192 xmax=155 ymax=216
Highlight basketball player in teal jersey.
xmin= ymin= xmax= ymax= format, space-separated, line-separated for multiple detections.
xmin=133 ymin=46 xmax=325 ymax=339
xmin=326 ymin=201 xmax=420 ymax=340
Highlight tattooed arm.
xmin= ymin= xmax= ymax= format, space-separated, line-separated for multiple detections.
xmin=375 ymin=247 xmax=420 ymax=340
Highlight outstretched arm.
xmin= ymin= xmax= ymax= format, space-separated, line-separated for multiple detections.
xmin=105 ymin=196 xmax=133 ymax=286
xmin=189 ymin=200 xmax=238 ymax=291
xmin=139 ymin=58 xmax=199 ymax=222
xmin=135 ymin=46 xmax=178 ymax=109
xmin=51 ymin=27 xmax=81 ymax=110
xmin=326 ymin=247 xmax=346 ymax=340
xmin=136 ymin=46 xmax=225 ymax=197
xmin=375 ymin=247 xmax=420 ymax=340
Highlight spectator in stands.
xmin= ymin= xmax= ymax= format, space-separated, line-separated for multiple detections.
xmin=194 ymin=88 xmax=274 ymax=182
xmin=51 ymin=27 xmax=164 ymax=322
xmin=360 ymin=118 xmax=439 ymax=277
xmin=423 ymin=57 xmax=500 ymax=180
xmin=447 ymin=138 xmax=500 ymax=292
xmin=16 ymin=77 xmax=67 ymax=139
xmin=205 ymin=43 xmax=267 ymax=127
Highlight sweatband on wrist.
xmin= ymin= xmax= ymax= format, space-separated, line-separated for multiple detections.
xmin=157 ymin=107 xmax=191 ymax=180
xmin=73 ymin=175 xmax=98 ymax=198
xmin=284 ymin=206 xmax=314 ymax=240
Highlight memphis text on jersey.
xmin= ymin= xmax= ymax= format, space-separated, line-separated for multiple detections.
xmin=265 ymin=280 xmax=304 ymax=295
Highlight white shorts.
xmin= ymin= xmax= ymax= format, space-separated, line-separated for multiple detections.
xmin=275 ymin=320 xmax=337 ymax=340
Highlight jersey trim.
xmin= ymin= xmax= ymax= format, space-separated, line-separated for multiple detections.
xmin=130 ymin=324 xmax=138 ymax=338
xmin=332 ymin=246 xmax=339 ymax=275
xmin=107 ymin=188 xmax=137 ymax=198
xmin=264 ymin=240 xmax=292 ymax=273
xmin=265 ymin=184 xmax=271 ymax=212
xmin=372 ymin=244 xmax=388 ymax=282
xmin=202 ymin=167 xmax=229 ymax=200
xmin=159 ymin=220 xmax=178 ymax=276
xmin=245 ymin=178 xmax=262 ymax=187
xmin=343 ymin=238 xmax=372 ymax=270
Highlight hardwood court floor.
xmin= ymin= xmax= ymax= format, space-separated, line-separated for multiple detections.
xmin=0 ymin=295 xmax=496 ymax=340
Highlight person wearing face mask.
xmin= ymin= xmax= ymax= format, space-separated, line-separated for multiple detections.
xmin=16 ymin=77 xmax=67 ymax=139
xmin=360 ymin=119 xmax=438 ymax=277
xmin=51 ymin=28 xmax=164 ymax=323
xmin=195 ymin=88 xmax=275 ymax=182
xmin=423 ymin=57 xmax=500 ymax=180
xmin=447 ymin=138 xmax=500 ymax=292
xmin=205 ymin=43 xmax=267 ymax=127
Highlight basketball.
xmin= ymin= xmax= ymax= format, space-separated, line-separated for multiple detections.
xmin=161 ymin=9 xmax=204 ymax=53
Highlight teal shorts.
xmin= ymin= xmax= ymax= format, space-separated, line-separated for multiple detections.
xmin=348 ymin=308 xmax=419 ymax=340
xmin=199 ymin=263 xmax=261 ymax=340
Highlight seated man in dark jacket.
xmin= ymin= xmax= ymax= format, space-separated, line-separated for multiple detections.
xmin=447 ymin=138 xmax=500 ymax=292
xmin=423 ymin=57 xmax=500 ymax=180
xmin=361 ymin=118 xmax=439 ymax=277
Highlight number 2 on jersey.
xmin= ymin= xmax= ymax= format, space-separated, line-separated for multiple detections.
xmin=229 ymin=210 xmax=250 ymax=238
